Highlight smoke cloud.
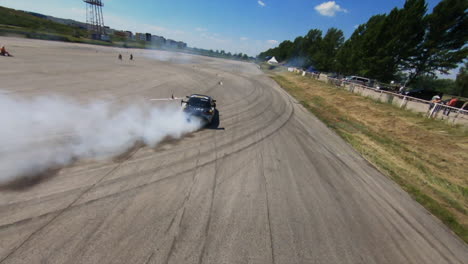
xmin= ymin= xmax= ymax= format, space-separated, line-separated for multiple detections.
xmin=142 ymin=49 xmax=194 ymax=64
xmin=0 ymin=92 xmax=203 ymax=184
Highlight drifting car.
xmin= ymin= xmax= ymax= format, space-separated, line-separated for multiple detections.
xmin=181 ymin=94 xmax=217 ymax=124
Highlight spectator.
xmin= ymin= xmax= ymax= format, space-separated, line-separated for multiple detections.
xmin=399 ymin=86 xmax=405 ymax=94
xmin=0 ymin=46 xmax=13 ymax=57
xmin=429 ymin=95 xmax=442 ymax=112
xmin=118 ymin=54 xmax=122 ymax=60
xmin=444 ymin=97 xmax=458 ymax=116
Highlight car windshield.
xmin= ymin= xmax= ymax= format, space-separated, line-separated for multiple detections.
xmin=188 ymin=97 xmax=211 ymax=108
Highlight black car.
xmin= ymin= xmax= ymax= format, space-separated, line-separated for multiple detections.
xmin=403 ymin=89 xmax=441 ymax=101
xmin=182 ymin=94 xmax=217 ymax=124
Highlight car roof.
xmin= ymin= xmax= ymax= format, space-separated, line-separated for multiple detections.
xmin=189 ymin=94 xmax=211 ymax=100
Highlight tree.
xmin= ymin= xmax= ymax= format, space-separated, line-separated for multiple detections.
xmin=455 ymin=63 xmax=468 ymax=97
xmin=376 ymin=0 xmax=427 ymax=82
xmin=335 ymin=24 xmax=367 ymax=75
xmin=276 ymin=40 xmax=294 ymax=61
xmin=411 ymin=75 xmax=457 ymax=94
xmin=290 ymin=36 xmax=307 ymax=61
xmin=335 ymin=15 xmax=386 ymax=77
xmin=314 ymin=28 xmax=344 ymax=72
xmin=334 ymin=0 xmax=427 ymax=82
xmin=405 ymin=0 xmax=468 ymax=85
xmin=304 ymin=29 xmax=323 ymax=68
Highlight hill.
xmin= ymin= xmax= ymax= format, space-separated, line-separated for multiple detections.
xmin=0 ymin=6 xmax=88 ymax=40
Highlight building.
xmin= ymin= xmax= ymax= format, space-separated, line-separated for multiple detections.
xmin=114 ymin=30 xmax=133 ymax=40
xmin=145 ymin=33 xmax=152 ymax=42
xmin=151 ymin=35 xmax=166 ymax=46
xmin=104 ymin=26 xmax=114 ymax=35
xmin=125 ymin=31 xmax=134 ymax=40
xmin=177 ymin=41 xmax=187 ymax=49
xmin=135 ymin=33 xmax=146 ymax=41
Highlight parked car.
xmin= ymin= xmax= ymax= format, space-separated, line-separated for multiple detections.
xmin=345 ymin=76 xmax=375 ymax=87
xmin=403 ymin=89 xmax=442 ymax=101
xmin=374 ymin=82 xmax=393 ymax=91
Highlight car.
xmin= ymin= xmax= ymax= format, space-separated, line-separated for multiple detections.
xmin=403 ymin=89 xmax=442 ymax=101
xmin=374 ymin=82 xmax=393 ymax=91
xmin=181 ymin=94 xmax=217 ymax=124
xmin=345 ymin=76 xmax=375 ymax=87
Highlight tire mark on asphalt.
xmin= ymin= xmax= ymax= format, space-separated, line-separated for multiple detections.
xmin=163 ymin=148 xmax=201 ymax=264
xmin=259 ymin=150 xmax=276 ymax=264
xmin=197 ymin=131 xmax=220 ymax=264
xmin=0 ymin=87 xmax=295 ymax=232
xmin=143 ymin=252 xmax=155 ymax=264
xmin=0 ymin=86 xmax=281 ymax=212
xmin=0 ymin=147 xmax=142 ymax=264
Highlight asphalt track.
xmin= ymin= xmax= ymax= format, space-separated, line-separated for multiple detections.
xmin=0 ymin=38 xmax=467 ymax=264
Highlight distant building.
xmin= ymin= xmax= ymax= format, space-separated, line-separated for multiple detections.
xmin=163 ymin=39 xmax=187 ymax=49
xmin=177 ymin=41 xmax=187 ymax=49
xmin=114 ymin=30 xmax=133 ymax=40
xmin=166 ymin=39 xmax=178 ymax=47
xmin=104 ymin=26 xmax=114 ymax=35
xmin=145 ymin=33 xmax=152 ymax=42
xmin=135 ymin=33 xmax=146 ymax=41
xmin=100 ymin=35 xmax=110 ymax=41
xmin=114 ymin=31 xmax=127 ymax=38
xmin=151 ymin=35 xmax=166 ymax=45
xmin=125 ymin=31 xmax=134 ymax=40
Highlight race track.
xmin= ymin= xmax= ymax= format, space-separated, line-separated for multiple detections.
xmin=0 ymin=38 xmax=466 ymax=264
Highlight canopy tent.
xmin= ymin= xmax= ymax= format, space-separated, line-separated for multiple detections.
xmin=267 ymin=56 xmax=278 ymax=64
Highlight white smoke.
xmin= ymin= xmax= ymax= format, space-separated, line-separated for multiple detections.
xmin=0 ymin=92 xmax=203 ymax=184
xmin=139 ymin=49 xmax=194 ymax=64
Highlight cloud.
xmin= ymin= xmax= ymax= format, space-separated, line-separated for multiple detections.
xmin=314 ymin=1 xmax=348 ymax=17
xmin=258 ymin=1 xmax=266 ymax=7
xmin=195 ymin=27 xmax=207 ymax=32
xmin=266 ymin=40 xmax=278 ymax=45
xmin=240 ymin=37 xmax=248 ymax=41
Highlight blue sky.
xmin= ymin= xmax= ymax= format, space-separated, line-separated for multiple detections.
xmin=0 ymin=0 xmax=446 ymax=56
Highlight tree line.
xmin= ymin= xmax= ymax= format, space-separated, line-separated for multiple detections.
xmin=258 ymin=0 xmax=467 ymax=94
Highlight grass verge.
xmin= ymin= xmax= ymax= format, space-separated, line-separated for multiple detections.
xmin=270 ymin=71 xmax=468 ymax=243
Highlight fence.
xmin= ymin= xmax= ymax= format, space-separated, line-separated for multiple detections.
xmin=292 ymin=71 xmax=468 ymax=127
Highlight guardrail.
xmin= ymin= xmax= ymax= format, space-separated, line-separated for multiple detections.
xmin=329 ymin=77 xmax=468 ymax=126
xmin=291 ymin=70 xmax=468 ymax=127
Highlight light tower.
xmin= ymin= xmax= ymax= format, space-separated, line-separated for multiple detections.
xmin=83 ymin=0 xmax=105 ymax=39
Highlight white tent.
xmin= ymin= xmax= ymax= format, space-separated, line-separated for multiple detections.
xmin=267 ymin=56 xmax=278 ymax=64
